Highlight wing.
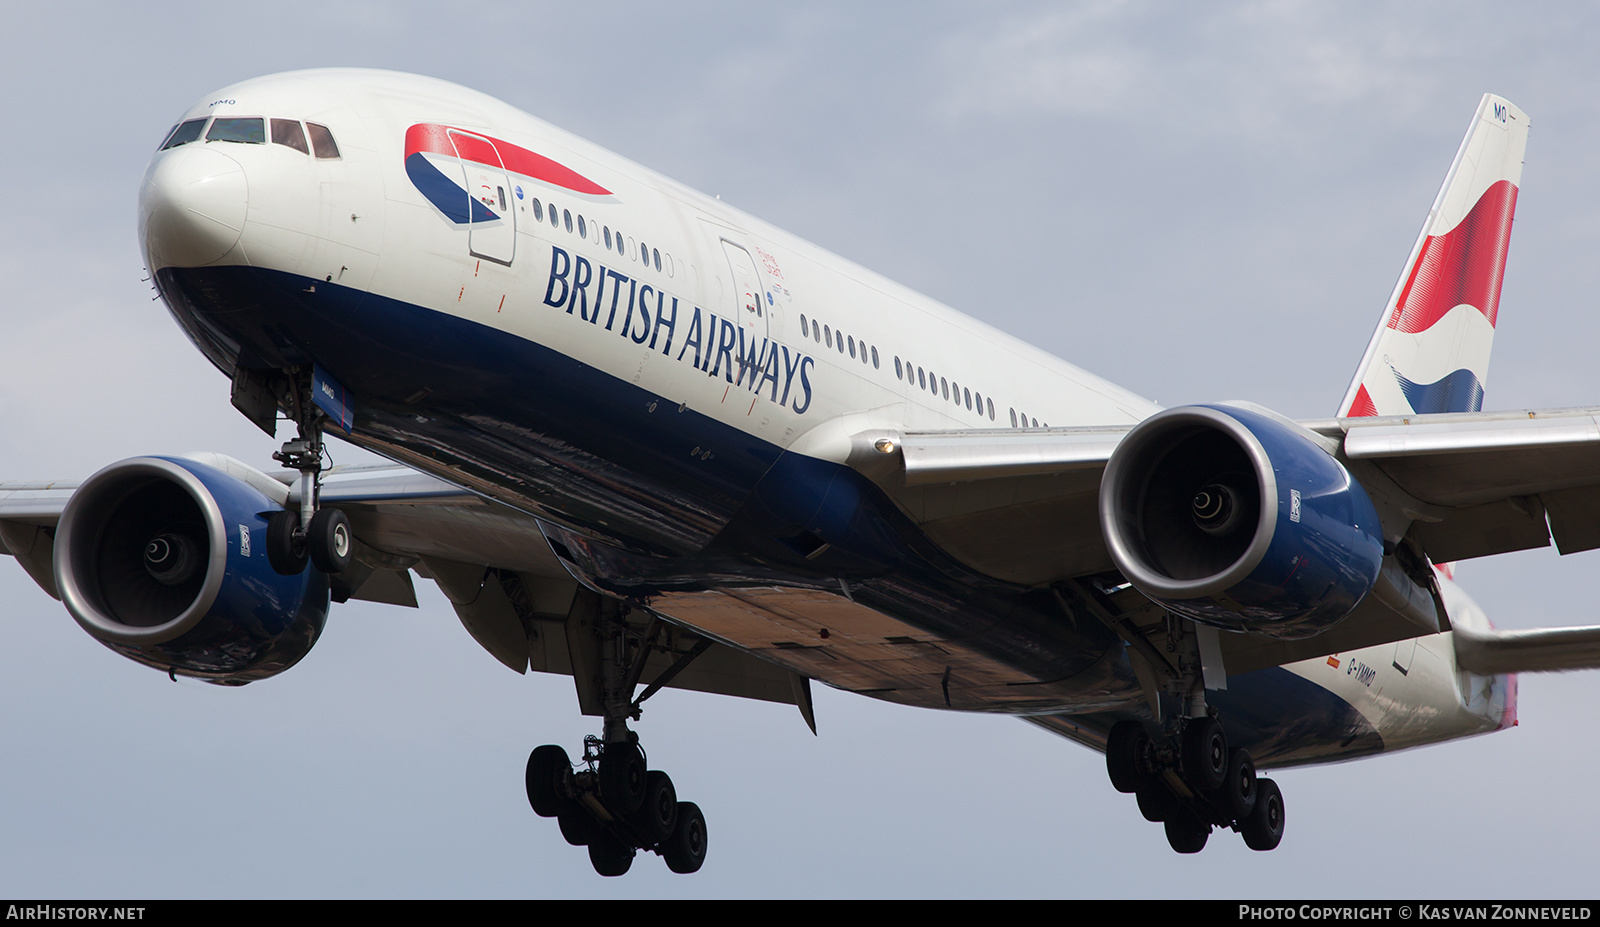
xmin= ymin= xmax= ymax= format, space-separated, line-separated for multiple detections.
xmin=880 ymin=406 xmax=1600 ymax=565
xmin=1323 ymin=406 xmax=1600 ymax=559
xmin=836 ymin=406 xmax=1600 ymax=676
xmin=0 ymin=454 xmax=813 ymax=718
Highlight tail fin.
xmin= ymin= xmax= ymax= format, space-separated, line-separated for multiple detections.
xmin=1338 ymin=94 xmax=1529 ymax=418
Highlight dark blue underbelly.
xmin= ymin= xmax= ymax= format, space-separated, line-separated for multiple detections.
xmin=157 ymin=264 xmax=779 ymax=555
xmin=154 ymin=264 xmax=1133 ymax=697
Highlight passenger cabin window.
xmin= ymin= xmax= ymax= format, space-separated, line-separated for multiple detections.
xmin=532 ymin=198 xmax=544 ymax=222
xmin=271 ymin=119 xmax=309 ymax=154
xmin=306 ymin=123 xmax=340 ymax=159
xmin=161 ymin=118 xmax=207 ymax=150
xmin=207 ymin=118 xmax=265 ymax=144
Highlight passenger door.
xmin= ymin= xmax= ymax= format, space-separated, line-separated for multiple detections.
xmin=448 ymin=129 xmax=516 ymax=266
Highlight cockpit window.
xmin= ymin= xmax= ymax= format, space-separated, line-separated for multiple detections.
xmin=160 ymin=118 xmax=208 ymax=150
xmin=306 ymin=123 xmax=340 ymax=159
xmin=207 ymin=118 xmax=266 ymax=144
xmin=271 ymin=118 xmax=309 ymax=154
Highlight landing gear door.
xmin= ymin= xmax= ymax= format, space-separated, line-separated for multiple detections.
xmin=448 ymin=129 xmax=516 ymax=266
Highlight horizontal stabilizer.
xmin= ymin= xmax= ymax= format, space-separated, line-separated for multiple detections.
xmin=1453 ymin=624 xmax=1600 ymax=674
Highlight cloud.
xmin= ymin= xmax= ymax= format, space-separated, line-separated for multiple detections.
xmin=934 ymin=2 xmax=1452 ymax=142
xmin=936 ymin=3 xmax=1149 ymax=120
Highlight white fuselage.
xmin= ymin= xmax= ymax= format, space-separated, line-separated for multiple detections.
xmin=138 ymin=69 xmax=1513 ymax=766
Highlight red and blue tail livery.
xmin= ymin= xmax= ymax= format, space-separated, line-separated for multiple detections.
xmin=1340 ymin=95 xmax=1527 ymax=418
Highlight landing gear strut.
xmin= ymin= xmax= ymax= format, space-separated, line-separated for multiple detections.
xmin=264 ymin=369 xmax=349 ymax=576
xmin=524 ymin=597 xmax=709 ymax=876
xmin=1103 ymin=617 xmax=1286 ymax=853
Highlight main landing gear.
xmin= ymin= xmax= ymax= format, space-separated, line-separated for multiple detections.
xmin=264 ymin=371 xmax=350 ymax=577
xmin=524 ymin=595 xmax=710 ymax=876
xmin=1106 ymin=716 xmax=1285 ymax=853
xmin=525 ymin=737 xmax=707 ymax=876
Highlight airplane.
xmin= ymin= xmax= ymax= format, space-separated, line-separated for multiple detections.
xmin=5 ymin=68 xmax=1600 ymax=876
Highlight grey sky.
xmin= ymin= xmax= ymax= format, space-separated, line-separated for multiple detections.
xmin=3 ymin=1 xmax=1599 ymax=897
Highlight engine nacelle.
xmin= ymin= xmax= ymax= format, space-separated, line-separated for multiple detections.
xmin=1099 ymin=404 xmax=1384 ymax=640
xmin=54 ymin=456 xmax=329 ymax=684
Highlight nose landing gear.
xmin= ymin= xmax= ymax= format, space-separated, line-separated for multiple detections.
xmin=262 ymin=370 xmax=350 ymax=577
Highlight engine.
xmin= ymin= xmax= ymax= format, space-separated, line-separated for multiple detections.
xmin=54 ymin=456 xmax=329 ymax=684
xmin=1099 ymin=404 xmax=1384 ymax=640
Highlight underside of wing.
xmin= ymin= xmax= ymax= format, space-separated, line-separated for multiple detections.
xmin=1324 ymin=406 xmax=1600 ymax=560
xmin=1 ymin=454 xmax=810 ymax=712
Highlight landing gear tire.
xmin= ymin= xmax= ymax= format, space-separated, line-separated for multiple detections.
xmin=1182 ymin=716 xmax=1228 ymax=792
xmin=600 ymin=742 xmax=647 ymax=816
xmin=663 ymin=800 xmax=708 ymax=874
xmin=265 ymin=510 xmax=306 ymax=576
xmin=1136 ymin=782 xmax=1180 ymax=823
xmin=558 ymin=808 xmax=599 ymax=847
xmin=631 ymin=770 xmax=678 ymax=847
xmin=307 ymin=507 xmax=352 ymax=574
xmin=525 ymin=745 xmax=572 ymax=818
xmin=1106 ymin=720 xmax=1153 ymax=793
xmin=1241 ymin=776 xmax=1285 ymax=851
xmin=588 ymin=833 xmax=636 ymax=877
xmin=1164 ymin=806 xmax=1210 ymax=854
xmin=1217 ymin=747 xmax=1258 ymax=822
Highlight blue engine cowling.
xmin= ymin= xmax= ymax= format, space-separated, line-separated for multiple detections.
xmin=1099 ymin=404 xmax=1384 ymax=640
xmin=53 ymin=456 xmax=329 ymax=684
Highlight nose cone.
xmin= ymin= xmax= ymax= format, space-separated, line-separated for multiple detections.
xmin=140 ymin=147 xmax=248 ymax=269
